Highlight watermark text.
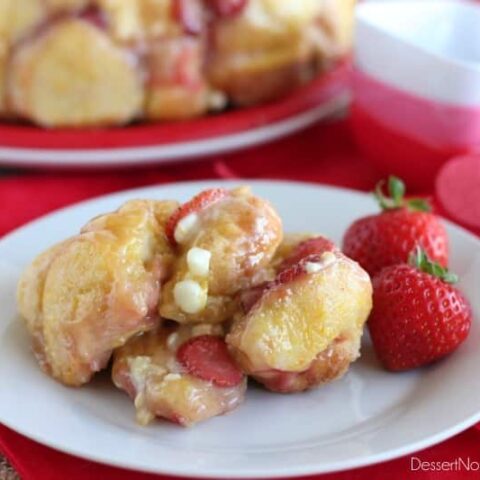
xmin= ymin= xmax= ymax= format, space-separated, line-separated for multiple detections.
xmin=411 ymin=457 xmax=480 ymax=472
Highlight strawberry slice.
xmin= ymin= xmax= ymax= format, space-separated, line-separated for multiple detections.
xmin=172 ymin=0 xmax=204 ymax=35
xmin=210 ymin=0 xmax=248 ymax=17
xmin=277 ymin=250 xmax=337 ymax=284
xmin=275 ymin=260 xmax=309 ymax=286
xmin=177 ymin=335 xmax=244 ymax=387
xmin=238 ymin=238 xmax=337 ymax=313
xmin=79 ymin=6 xmax=108 ymax=30
xmin=279 ymin=236 xmax=336 ymax=272
xmin=238 ymin=282 xmax=271 ymax=313
xmin=166 ymin=188 xmax=229 ymax=245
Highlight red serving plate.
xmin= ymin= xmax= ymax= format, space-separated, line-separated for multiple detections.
xmin=0 ymin=63 xmax=350 ymax=169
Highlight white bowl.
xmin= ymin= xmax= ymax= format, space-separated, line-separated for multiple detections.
xmin=352 ymin=0 xmax=480 ymax=188
xmin=356 ymin=0 xmax=480 ymax=107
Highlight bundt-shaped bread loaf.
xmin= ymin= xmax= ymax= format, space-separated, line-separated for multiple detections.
xmin=0 ymin=0 xmax=355 ymax=127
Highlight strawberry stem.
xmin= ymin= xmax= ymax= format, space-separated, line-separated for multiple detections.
xmin=409 ymin=247 xmax=458 ymax=284
xmin=374 ymin=176 xmax=431 ymax=212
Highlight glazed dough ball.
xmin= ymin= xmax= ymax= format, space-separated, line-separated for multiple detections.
xmin=159 ymin=187 xmax=283 ymax=324
xmin=212 ymin=0 xmax=322 ymax=53
xmin=113 ymin=324 xmax=246 ymax=426
xmin=313 ymin=0 xmax=357 ymax=60
xmin=17 ymin=200 xmax=178 ymax=386
xmin=227 ymin=250 xmax=372 ymax=392
xmin=0 ymin=0 xmax=40 ymax=113
xmin=145 ymin=37 xmax=209 ymax=120
xmin=207 ymin=0 xmax=321 ymax=105
xmin=0 ymin=0 xmax=45 ymax=45
xmin=8 ymin=19 xmax=145 ymax=127
xmin=97 ymin=0 xmax=183 ymax=42
xmin=45 ymin=0 xmax=90 ymax=13
xmin=0 ymin=0 xmax=353 ymax=126
xmin=332 ymin=0 xmax=357 ymax=53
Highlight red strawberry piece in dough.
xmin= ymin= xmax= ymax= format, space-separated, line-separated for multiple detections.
xmin=274 ymin=251 xmax=336 ymax=285
xmin=368 ymin=249 xmax=472 ymax=371
xmin=279 ymin=236 xmax=336 ymax=272
xmin=343 ymin=176 xmax=448 ymax=276
xmin=80 ymin=6 xmax=108 ymax=30
xmin=172 ymin=0 xmax=204 ymax=34
xmin=239 ymin=250 xmax=335 ymax=313
xmin=436 ymin=154 xmax=480 ymax=234
xmin=166 ymin=188 xmax=229 ymax=245
xmin=238 ymin=282 xmax=271 ymax=313
xmin=276 ymin=253 xmax=329 ymax=284
xmin=177 ymin=335 xmax=244 ymax=387
xmin=173 ymin=42 xmax=204 ymax=88
xmin=210 ymin=0 xmax=248 ymax=17
xmin=275 ymin=261 xmax=308 ymax=286
xmin=240 ymin=238 xmax=337 ymax=313
xmin=238 ymin=266 xmax=307 ymax=313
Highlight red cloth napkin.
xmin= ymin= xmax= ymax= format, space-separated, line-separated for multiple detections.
xmin=1 ymin=119 xmax=478 ymax=479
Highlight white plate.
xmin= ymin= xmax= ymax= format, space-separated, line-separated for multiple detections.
xmin=0 ymin=180 xmax=479 ymax=478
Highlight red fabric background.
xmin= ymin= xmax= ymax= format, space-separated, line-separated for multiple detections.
xmin=1 ymin=119 xmax=479 ymax=479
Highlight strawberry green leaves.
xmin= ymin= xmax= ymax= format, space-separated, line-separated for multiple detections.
xmin=409 ymin=246 xmax=458 ymax=284
xmin=374 ymin=176 xmax=430 ymax=212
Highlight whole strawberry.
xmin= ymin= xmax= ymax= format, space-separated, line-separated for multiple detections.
xmin=369 ymin=248 xmax=472 ymax=371
xmin=343 ymin=176 xmax=448 ymax=276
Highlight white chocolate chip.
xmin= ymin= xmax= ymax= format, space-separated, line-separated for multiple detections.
xmin=127 ymin=356 xmax=152 ymax=392
xmin=166 ymin=332 xmax=179 ymax=351
xmin=187 ymin=247 xmax=211 ymax=277
xmin=305 ymin=262 xmax=323 ymax=274
xmin=305 ymin=252 xmax=337 ymax=274
xmin=173 ymin=280 xmax=208 ymax=314
xmin=174 ymin=213 xmax=200 ymax=245
xmin=321 ymin=251 xmax=337 ymax=266
xmin=164 ymin=373 xmax=182 ymax=382
xmin=208 ymin=90 xmax=228 ymax=111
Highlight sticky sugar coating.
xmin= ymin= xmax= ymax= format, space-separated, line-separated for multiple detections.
xmin=17 ymin=200 xmax=178 ymax=386
xmin=227 ymin=238 xmax=372 ymax=393
xmin=160 ymin=187 xmax=283 ymax=324
xmin=206 ymin=0 xmax=355 ymax=105
xmin=112 ymin=323 xmax=246 ymax=427
xmin=8 ymin=19 xmax=145 ymax=127
xmin=1 ymin=0 xmax=354 ymax=127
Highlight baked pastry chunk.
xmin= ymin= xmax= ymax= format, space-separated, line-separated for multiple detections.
xmin=0 ymin=0 xmax=45 ymax=114
xmin=46 ymin=0 xmax=90 ymax=13
xmin=113 ymin=323 xmax=246 ymax=426
xmin=0 ymin=0 xmax=354 ymax=127
xmin=145 ymin=36 xmax=209 ymax=120
xmin=207 ymin=0 xmax=322 ymax=105
xmin=15 ymin=187 xmax=377 ymax=429
xmin=98 ymin=0 xmax=187 ymax=42
xmin=99 ymin=0 xmax=210 ymax=120
xmin=0 ymin=0 xmax=45 ymax=45
xmin=17 ymin=200 xmax=177 ymax=386
xmin=8 ymin=19 xmax=145 ymax=127
xmin=159 ymin=187 xmax=283 ymax=324
xmin=227 ymin=236 xmax=372 ymax=393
